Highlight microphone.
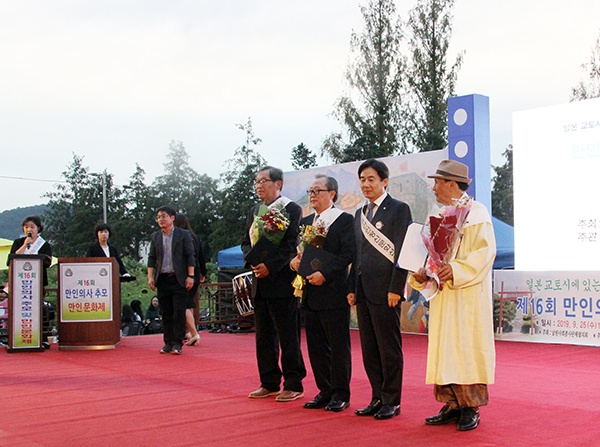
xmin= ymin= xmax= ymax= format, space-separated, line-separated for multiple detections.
xmin=26 ymin=232 xmax=32 ymax=249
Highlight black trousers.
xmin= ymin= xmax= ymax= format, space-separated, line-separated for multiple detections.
xmin=304 ymin=306 xmax=351 ymax=401
xmin=156 ymin=274 xmax=187 ymax=346
xmin=356 ymin=280 xmax=403 ymax=406
xmin=253 ymin=293 xmax=306 ymax=392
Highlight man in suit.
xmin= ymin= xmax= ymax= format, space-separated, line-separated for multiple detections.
xmin=242 ymin=166 xmax=306 ymax=402
xmin=290 ymin=174 xmax=355 ymax=412
xmin=147 ymin=206 xmax=196 ymax=355
xmin=347 ymin=158 xmax=412 ymax=420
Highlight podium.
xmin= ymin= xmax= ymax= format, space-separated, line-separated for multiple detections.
xmin=57 ymin=258 xmax=121 ymax=350
xmin=6 ymin=254 xmax=46 ymax=353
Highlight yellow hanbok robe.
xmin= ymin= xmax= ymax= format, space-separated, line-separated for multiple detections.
xmin=409 ymin=200 xmax=496 ymax=385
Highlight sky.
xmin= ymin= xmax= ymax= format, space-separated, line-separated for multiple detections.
xmin=1 ymin=0 xmax=599 ymax=213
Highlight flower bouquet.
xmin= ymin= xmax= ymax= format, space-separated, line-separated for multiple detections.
xmin=292 ymin=217 xmax=330 ymax=297
xmin=298 ymin=219 xmax=329 ymax=251
xmin=250 ymin=204 xmax=290 ymax=247
xmin=422 ymin=194 xmax=472 ymax=296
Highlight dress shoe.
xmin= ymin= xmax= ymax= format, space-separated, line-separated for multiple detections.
xmin=304 ymin=394 xmax=331 ymax=409
xmin=186 ymin=334 xmax=200 ymax=346
xmin=355 ymin=399 xmax=382 ymax=416
xmin=424 ymin=404 xmax=461 ymax=426
xmin=171 ymin=344 xmax=183 ymax=355
xmin=374 ymin=405 xmax=400 ymax=420
xmin=275 ymin=390 xmax=304 ymax=402
xmin=160 ymin=344 xmax=172 ymax=354
xmin=248 ymin=387 xmax=280 ymax=398
xmin=457 ymin=407 xmax=480 ymax=431
xmin=325 ymin=399 xmax=350 ymax=412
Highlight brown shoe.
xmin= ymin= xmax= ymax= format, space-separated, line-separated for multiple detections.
xmin=275 ymin=390 xmax=304 ymax=402
xmin=248 ymin=387 xmax=280 ymax=399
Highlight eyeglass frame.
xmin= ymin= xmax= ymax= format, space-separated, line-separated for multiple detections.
xmin=306 ymin=189 xmax=331 ymax=196
xmin=254 ymin=178 xmax=274 ymax=187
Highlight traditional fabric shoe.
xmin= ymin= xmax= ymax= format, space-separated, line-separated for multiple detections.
xmin=457 ymin=407 xmax=480 ymax=431
xmin=248 ymin=387 xmax=280 ymax=399
xmin=424 ymin=404 xmax=461 ymax=425
xmin=275 ymin=390 xmax=304 ymax=402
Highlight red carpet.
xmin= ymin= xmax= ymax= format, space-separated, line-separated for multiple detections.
xmin=0 ymin=331 xmax=598 ymax=447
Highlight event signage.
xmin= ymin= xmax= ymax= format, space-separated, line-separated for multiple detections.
xmin=10 ymin=257 xmax=43 ymax=349
xmin=59 ymin=262 xmax=113 ymax=322
xmin=494 ymin=270 xmax=600 ymax=347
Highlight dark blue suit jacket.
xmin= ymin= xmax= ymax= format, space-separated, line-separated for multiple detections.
xmin=349 ymin=194 xmax=412 ymax=304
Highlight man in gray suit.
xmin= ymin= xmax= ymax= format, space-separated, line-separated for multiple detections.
xmin=147 ymin=206 xmax=196 ymax=355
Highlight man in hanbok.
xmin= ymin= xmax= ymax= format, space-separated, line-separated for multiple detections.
xmin=409 ymin=159 xmax=496 ymax=431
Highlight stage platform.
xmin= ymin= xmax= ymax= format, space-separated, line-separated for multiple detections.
xmin=0 ymin=330 xmax=598 ymax=446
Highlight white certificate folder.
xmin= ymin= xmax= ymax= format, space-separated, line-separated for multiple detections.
xmin=396 ymin=222 xmax=428 ymax=272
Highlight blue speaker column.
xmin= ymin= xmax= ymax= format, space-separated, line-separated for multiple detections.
xmin=447 ymin=94 xmax=491 ymax=211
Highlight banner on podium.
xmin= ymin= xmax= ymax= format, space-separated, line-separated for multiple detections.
xmin=59 ymin=262 xmax=113 ymax=322
xmin=10 ymin=257 xmax=43 ymax=349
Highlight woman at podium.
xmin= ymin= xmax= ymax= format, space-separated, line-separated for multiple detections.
xmin=8 ymin=215 xmax=53 ymax=287
xmin=86 ymin=223 xmax=129 ymax=276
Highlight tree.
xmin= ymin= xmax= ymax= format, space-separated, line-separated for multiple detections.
xmin=291 ymin=143 xmax=317 ymax=170
xmin=151 ymin=140 xmax=218 ymax=259
xmin=571 ymin=30 xmax=600 ymax=101
xmin=322 ymin=0 xmax=406 ymax=163
xmin=491 ymin=145 xmax=513 ymax=225
xmin=44 ymin=154 xmax=120 ymax=256
xmin=211 ymin=118 xmax=267 ymax=255
xmin=404 ymin=0 xmax=463 ymax=152
xmin=119 ymin=164 xmax=155 ymax=259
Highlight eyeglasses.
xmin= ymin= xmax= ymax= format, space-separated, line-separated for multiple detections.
xmin=254 ymin=179 xmax=273 ymax=186
xmin=306 ymin=189 xmax=330 ymax=196
xmin=155 ymin=213 xmax=171 ymax=221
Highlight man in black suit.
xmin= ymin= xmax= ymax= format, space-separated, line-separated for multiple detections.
xmin=147 ymin=206 xmax=196 ymax=355
xmin=242 ymin=166 xmax=306 ymax=402
xmin=347 ymin=158 xmax=412 ymax=420
xmin=290 ymin=174 xmax=355 ymax=412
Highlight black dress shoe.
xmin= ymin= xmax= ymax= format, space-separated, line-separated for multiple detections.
xmin=325 ymin=399 xmax=350 ymax=412
xmin=457 ymin=407 xmax=480 ymax=431
xmin=424 ymin=404 xmax=461 ymax=425
xmin=355 ymin=399 xmax=382 ymax=416
xmin=374 ymin=405 xmax=400 ymax=420
xmin=304 ymin=394 xmax=331 ymax=409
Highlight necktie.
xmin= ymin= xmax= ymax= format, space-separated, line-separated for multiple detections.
xmin=313 ymin=214 xmax=320 ymax=224
xmin=366 ymin=203 xmax=375 ymax=222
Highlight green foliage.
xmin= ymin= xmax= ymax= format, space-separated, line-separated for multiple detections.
xmin=118 ymin=164 xmax=155 ymax=259
xmin=571 ymin=30 xmax=600 ymax=101
xmin=43 ymin=154 xmax=116 ymax=257
xmin=323 ymin=0 xmax=406 ymax=162
xmin=211 ymin=118 xmax=267 ymax=256
xmin=404 ymin=0 xmax=463 ymax=152
xmin=491 ymin=146 xmax=513 ymax=226
xmin=151 ymin=141 xmax=218 ymax=259
xmin=291 ymin=143 xmax=317 ymax=170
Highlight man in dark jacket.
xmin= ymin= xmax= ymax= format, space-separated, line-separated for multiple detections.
xmin=147 ymin=206 xmax=195 ymax=355
xmin=291 ymin=174 xmax=355 ymax=412
xmin=347 ymin=159 xmax=412 ymax=420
